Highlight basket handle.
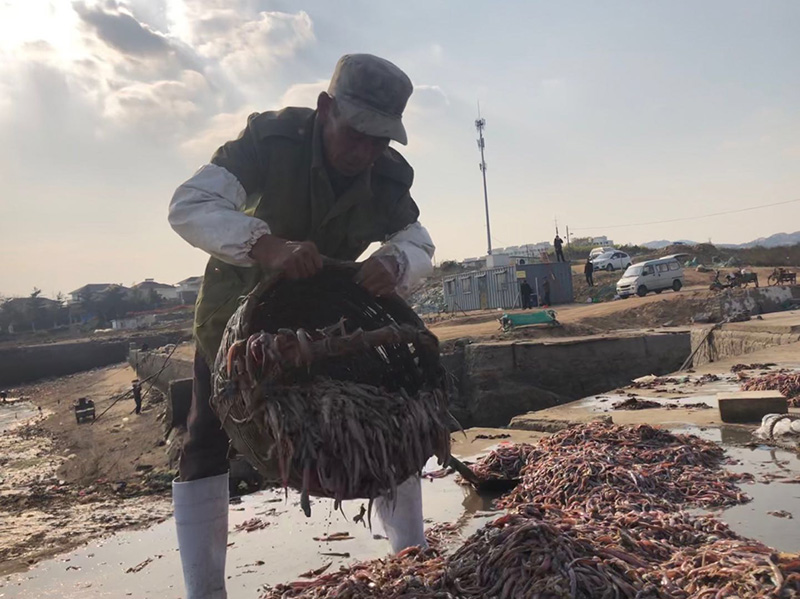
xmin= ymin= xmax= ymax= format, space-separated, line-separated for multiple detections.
xmin=321 ymin=256 xmax=360 ymax=271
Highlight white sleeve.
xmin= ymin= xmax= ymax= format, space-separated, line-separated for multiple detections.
xmin=168 ymin=164 xmax=271 ymax=266
xmin=371 ymin=221 xmax=435 ymax=297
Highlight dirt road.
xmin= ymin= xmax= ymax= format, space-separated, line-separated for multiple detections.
xmin=428 ymin=265 xmax=783 ymax=342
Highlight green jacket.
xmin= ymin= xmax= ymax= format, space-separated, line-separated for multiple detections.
xmin=193 ymin=107 xmax=420 ymax=364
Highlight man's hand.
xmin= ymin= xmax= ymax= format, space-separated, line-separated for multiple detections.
xmin=249 ymin=234 xmax=323 ymax=279
xmin=356 ymin=255 xmax=400 ymax=297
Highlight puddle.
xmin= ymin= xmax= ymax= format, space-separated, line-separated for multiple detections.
xmin=0 ymin=401 xmax=38 ymax=433
xmin=671 ymin=424 xmax=800 ymax=553
xmin=0 ymin=471 xmax=499 ymax=599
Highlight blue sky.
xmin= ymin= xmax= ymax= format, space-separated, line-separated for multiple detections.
xmin=1 ymin=0 xmax=798 ymax=296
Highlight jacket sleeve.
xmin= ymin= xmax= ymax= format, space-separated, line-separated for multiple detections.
xmin=168 ymin=113 xmax=272 ymax=266
xmin=168 ymin=163 xmax=271 ymax=266
xmin=371 ymin=221 xmax=435 ymax=297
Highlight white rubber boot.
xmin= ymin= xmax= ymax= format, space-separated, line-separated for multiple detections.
xmin=375 ymin=475 xmax=427 ymax=553
xmin=173 ymin=473 xmax=229 ymax=599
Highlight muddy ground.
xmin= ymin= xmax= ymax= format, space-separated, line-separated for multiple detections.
xmin=0 ymin=365 xmax=174 ymax=575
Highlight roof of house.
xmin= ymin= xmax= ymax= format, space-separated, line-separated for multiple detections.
xmin=3 ymin=296 xmax=62 ymax=308
xmin=132 ymin=279 xmax=176 ymax=290
xmin=176 ymin=276 xmax=204 ymax=286
xmin=69 ymin=283 xmax=126 ymax=296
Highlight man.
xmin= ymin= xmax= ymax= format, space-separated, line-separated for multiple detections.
xmin=585 ymin=258 xmax=594 ymax=287
xmin=131 ymin=379 xmax=143 ymax=415
xmin=553 ymin=235 xmax=565 ymax=262
xmin=168 ymin=54 xmax=435 ymax=599
xmin=520 ymin=279 xmax=532 ymax=309
xmin=541 ymin=277 xmax=552 ymax=306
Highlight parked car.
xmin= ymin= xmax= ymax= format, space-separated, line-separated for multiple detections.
xmin=616 ymin=255 xmax=684 ymax=298
xmin=589 ymin=246 xmax=616 ymax=259
xmin=592 ymin=251 xmax=631 ymax=272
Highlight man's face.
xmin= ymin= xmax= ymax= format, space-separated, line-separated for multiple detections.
xmin=318 ymin=94 xmax=390 ymax=177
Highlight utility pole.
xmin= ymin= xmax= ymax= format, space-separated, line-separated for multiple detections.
xmin=475 ymin=106 xmax=492 ymax=255
xmin=566 ymin=225 xmax=570 ymax=247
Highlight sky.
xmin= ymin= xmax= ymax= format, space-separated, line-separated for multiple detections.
xmin=1 ymin=0 xmax=799 ymax=298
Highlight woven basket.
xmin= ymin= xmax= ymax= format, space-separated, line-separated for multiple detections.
xmin=211 ymin=263 xmax=453 ymax=511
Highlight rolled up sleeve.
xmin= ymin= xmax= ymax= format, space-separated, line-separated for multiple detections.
xmin=168 ymin=164 xmax=270 ymax=266
xmin=372 ymin=221 xmax=435 ymax=296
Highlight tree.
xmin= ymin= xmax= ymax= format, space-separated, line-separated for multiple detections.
xmin=27 ymin=288 xmax=44 ymax=331
xmin=97 ymin=286 xmax=127 ymax=326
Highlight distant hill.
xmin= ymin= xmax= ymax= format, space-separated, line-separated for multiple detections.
xmin=732 ymin=231 xmax=800 ymax=249
xmin=642 ymin=231 xmax=800 ymax=250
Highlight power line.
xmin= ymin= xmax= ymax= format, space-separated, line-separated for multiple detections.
xmin=570 ymin=198 xmax=800 ymax=232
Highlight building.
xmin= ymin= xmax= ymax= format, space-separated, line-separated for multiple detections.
xmin=460 ymin=257 xmax=486 ymax=270
xmin=442 ymin=262 xmax=573 ymax=312
xmin=68 ymin=284 xmax=128 ymax=305
xmin=131 ymin=279 xmax=180 ymax=302
xmin=176 ymin=276 xmax=203 ymax=304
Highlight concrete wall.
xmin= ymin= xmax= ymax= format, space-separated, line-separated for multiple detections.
xmin=0 ymin=332 xmax=188 ymax=387
xmin=717 ymin=285 xmax=798 ymax=315
xmin=691 ymin=327 xmax=800 ymax=366
xmin=129 ymin=349 xmax=194 ymax=395
xmin=446 ymin=332 xmax=691 ymax=428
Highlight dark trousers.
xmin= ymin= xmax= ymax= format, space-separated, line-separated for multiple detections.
xmin=134 ymin=399 xmax=142 ymax=414
xmin=542 ymin=292 xmax=551 ymax=306
xmin=586 ymin=272 xmax=594 ymax=286
xmin=555 ymin=248 xmax=565 ymax=262
xmin=521 ymin=293 xmax=531 ymax=309
xmin=179 ymin=352 xmax=231 ymax=481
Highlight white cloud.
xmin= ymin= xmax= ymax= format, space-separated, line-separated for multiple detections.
xmin=201 ymin=11 xmax=314 ymax=97
xmin=279 ymin=79 xmax=328 ymax=108
xmin=179 ymin=107 xmax=256 ymax=165
xmin=103 ymin=69 xmax=215 ymax=138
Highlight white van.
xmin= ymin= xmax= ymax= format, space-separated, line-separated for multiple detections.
xmin=616 ymin=255 xmax=685 ymax=298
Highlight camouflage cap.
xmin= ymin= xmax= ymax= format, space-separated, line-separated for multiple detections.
xmin=328 ymin=54 xmax=413 ymax=145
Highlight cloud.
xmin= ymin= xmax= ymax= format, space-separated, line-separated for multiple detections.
xmin=103 ymin=69 xmax=216 ymax=138
xmin=179 ymin=107 xmax=256 ymax=165
xmin=410 ymin=84 xmax=450 ymax=110
xmin=74 ymin=1 xmax=172 ymax=58
xmin=196 ymin=10 xmax=315 ymax=91
xmin=279 ymin=79 xmax=328 ymax=108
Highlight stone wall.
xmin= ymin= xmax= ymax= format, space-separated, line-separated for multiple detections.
xmin=0 ymin=332 xmax=188 ymax=387
xmin=447 ymin=332 xmax=691 ymax=428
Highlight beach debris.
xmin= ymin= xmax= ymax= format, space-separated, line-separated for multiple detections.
xmin=299 ymin=562 xmax=332 ymax=578
xmin=472 ymin=433 xmax=511 ymax=441
xmin=234 ymin=518 xmax=270 ymax=533
xmin=731 ymin=363 xmax=776 ymax=373
xmin=767 ymin=510 xmax=793 ymax=519
xmin=352 ymin=504 xmax=366 ymax=527
xmin=743 ymin=372 xmax=800 ymax=407
xmin=694 ymin=373 xmax=721 ymax=385
xmin=126 ymin=557 xmax=153 ymax=573
xmin=467 ymin=443 xmax=537 ymax=483
xmin=313 ymin=532 xmax=353 ymax=542
xmin=613 ymin=397 xmax=662 ymax=410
